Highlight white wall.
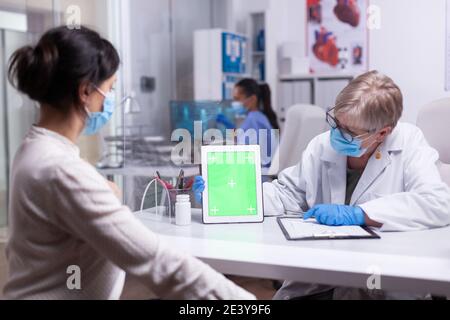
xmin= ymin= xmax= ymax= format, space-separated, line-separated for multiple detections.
xmin=369 ymin=0 xmax=450 ymax=123
xmin=268 ymin=0 xmax=449 ymax=124
xmin=225 ymin=0 xmax=293 ymax=110
xmin=173 ymin=0 xmax=214 ymax=100
xmin=123 ymin=0 xmax=219 ymax=138
xmin=125 ymin=0 xmax=172 ymax=137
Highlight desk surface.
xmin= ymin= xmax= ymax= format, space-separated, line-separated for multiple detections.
xmin=136 ymin=209 xmax=450 ymax=296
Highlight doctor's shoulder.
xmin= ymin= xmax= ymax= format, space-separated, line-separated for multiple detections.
xmin=381 ymin=123 xmax=440 ymax=169
xmin=302 ymin=130 xmax=333 ymax=159
xmin=395 ymin=122 xmax=432 ymax=149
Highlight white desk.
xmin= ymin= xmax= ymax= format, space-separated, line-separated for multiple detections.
xmin=136 ymin=209 xmax=450 ymax=297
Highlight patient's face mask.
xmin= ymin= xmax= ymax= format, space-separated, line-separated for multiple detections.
xmin=330 ymin=127 xmax=377 ymax=158
xmin=84 ymin=86 xmax=116 ymax=136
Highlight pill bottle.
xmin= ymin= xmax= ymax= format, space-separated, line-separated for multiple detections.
xmin=175 ymin=194 xmax=191 ymax=226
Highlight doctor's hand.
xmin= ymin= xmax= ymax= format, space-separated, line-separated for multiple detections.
xmin=303 ymin=204 xmax=366 ymax=226
xmin=193 ymin=176 xmax=205 ymax=204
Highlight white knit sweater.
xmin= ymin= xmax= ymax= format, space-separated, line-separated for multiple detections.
xmin=3 ymin=126 xmax=254 ymax=300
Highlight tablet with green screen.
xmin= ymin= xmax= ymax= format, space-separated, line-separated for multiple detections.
xmin=201 ymin=145 xmax=264 ymax=224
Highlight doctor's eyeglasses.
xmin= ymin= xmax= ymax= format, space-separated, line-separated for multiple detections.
xmin=326 ymin=107 xmax=375 ymax=143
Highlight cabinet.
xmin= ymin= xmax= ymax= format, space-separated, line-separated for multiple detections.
xmin=248 ymin=12 xmax=266 ymax=82
xmin=278 ymin=74 xmax=354 ymax=130
xmin=194 ymin=29 xmax=249 ymax=101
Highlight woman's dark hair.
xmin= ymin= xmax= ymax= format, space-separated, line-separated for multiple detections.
xmin=236 ymin=78 xmax=280 ymax=130
xmin=8 ymin=25 xmax=120 ymax=113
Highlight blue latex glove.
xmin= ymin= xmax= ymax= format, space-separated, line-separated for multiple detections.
xmin=303 ymin=204 xmax=366 ymax=226
xmin=216 ymin=114 xmax=235 ymax=130
xmin=193 ymin=176 xmax=205 ymax=204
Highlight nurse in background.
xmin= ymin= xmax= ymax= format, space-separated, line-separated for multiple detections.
xmin=217 ymin=79 xmax=280 ymax=168
xmin=193 ymin=80 xmax=280 ymax=202
xmin=4 ymin=26 xmax=254 ymax=300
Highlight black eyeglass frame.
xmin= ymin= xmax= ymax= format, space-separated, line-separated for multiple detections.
xmin=326 ymin=107 xmax=377 ymax=143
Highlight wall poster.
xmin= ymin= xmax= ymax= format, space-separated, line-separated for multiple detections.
xmin=307 ymin=0 xmax=369 ymax=74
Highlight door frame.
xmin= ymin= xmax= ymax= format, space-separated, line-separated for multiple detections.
xmin=0 ymin=30 xmax=11 ymax=227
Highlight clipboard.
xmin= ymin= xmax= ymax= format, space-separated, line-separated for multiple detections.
xmin=277 ymin=217 xmax=380 ymax=241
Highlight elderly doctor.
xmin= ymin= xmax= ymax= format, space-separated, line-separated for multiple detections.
xmin=193 ymin=70 xmax=450 ymax=299
xmin=264 ymin=70 xmax=450 ymax=300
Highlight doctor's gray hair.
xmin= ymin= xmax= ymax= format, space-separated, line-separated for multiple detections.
xmin=334 ymin=70 xmax=403 ymax=131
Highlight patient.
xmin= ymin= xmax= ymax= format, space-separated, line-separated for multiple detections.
xmin=4 ymin=25 xmax=254 ymax=300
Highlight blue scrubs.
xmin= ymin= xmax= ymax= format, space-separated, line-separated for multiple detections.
xmin=236 ymin=111 xmax=278 ymax=168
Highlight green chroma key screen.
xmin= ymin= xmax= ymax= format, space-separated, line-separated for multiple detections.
xmin=207 ymin=151 xmax=258 ymax=217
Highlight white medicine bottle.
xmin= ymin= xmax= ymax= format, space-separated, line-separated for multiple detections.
xmin=175 ymin=194 xmax=191 ymax=226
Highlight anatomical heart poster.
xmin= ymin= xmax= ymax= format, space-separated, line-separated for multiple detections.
xmin=307 ymin=0 xmax=368 ymax=74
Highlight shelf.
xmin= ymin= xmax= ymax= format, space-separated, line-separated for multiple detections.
xmin=252 ymin=51 xmax=265 ymax=56
xmin=249 ymin=11 xmax=266 ymax=82
xmin=223 ymin=72 xmax=252 ymax=77
xmin=279 ymin=73 xmax=356 ymax=81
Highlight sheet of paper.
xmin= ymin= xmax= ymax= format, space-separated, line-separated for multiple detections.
xmin=280 ymin=218 xmax=372 ymax=239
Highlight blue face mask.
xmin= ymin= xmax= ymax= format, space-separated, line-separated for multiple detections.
xmin=231 ymin=101 xmax=248 ymax=116
xmin=330 ymin=127 xmax=374 ymax=158
xmin=84 ymin=87 xmax=115 ymax=136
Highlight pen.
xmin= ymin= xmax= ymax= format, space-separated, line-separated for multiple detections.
xmin=163 ymin=180 xmax=174 ymax=190
xmin=178 ymin=169 xmax=185 ymax=189
xmin=184 ymin=177 xmax=194 ymax=190
xmin=155 ymin=171 xmax=175 ymax=189
xmin=175 ymin=169 xmax=185 ymax=190
xmin=175 ymin=170 xmax=181 ymax=190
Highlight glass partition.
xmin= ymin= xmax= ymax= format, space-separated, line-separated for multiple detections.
xmin=0 ymin=30 xmax=6 ymax=228
xmin=0 ymin=0 xmax=55 ymax=228
xmin=0 ymin=29 xmax=38 ymax=228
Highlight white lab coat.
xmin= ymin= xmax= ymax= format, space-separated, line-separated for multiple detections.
xmin=263 ymin=122 xmax=450 ymax=299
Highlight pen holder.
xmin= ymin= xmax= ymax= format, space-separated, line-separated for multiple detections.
xmin=140 ymin=177 xmax=197 ymax=224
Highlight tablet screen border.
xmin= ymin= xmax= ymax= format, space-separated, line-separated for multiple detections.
xmin=201 ymin=145 xmax=264 ymax=224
